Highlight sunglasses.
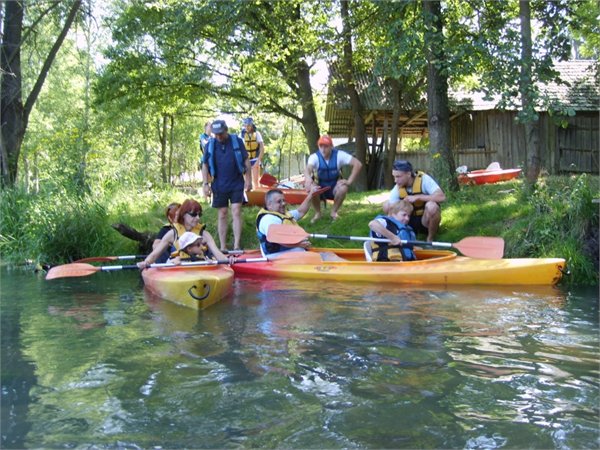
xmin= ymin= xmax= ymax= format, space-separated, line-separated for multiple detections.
xmin=186 ymin=211 xmax=201 ymax=217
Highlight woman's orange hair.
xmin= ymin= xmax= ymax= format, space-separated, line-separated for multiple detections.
xmin=176 ymin=199 xmax=202 ymax=225
xmin=165 ymin=202 xmax=180 ymax=224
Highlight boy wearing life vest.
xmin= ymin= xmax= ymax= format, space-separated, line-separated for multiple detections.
xmin=368 ymin=200 xmax=417 ymax=261
xmin=240 ymin=117 xmax=265 ymax=189
xmin=382 ymin=160 xmax=446 ymax=242
xmin=168 ymin=231 xmax=212 ymax=265
xmin=304 ymin=135 xmax=362 ymax=223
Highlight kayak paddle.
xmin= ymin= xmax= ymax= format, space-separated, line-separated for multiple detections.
xmin=266 ymin=224 xmax=505 ymax=259
xmin=259 ymin=172 xmax=279 ymax=187
xmin=47 ymin=252 xmax=320 ymax=280
xmin=74 ymin=249 xmax=244 ymax=263
xmin=46 ymin=259 xmax=261 ymax=280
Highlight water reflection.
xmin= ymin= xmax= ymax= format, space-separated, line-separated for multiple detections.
xmin=1 ymin=267 xmax=598 ymax=449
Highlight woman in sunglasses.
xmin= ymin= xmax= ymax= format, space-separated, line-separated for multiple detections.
xmin=138 ymin=199 xmax=230 ymax=269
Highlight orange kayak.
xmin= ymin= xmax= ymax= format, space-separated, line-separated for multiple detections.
xmin=142 ymin=265 xmax=234 ymax=310
xmin=245 ymin=187 xmax=308 ymax=206
xmin=458 ymin=168 xmax=522 ymax=185
xmin=231 ymin=248 xmax=566 ymax=286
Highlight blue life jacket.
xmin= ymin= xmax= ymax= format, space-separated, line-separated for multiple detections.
xmin=316 ymin=150 xmax=339 ymax=187
xmin=370 ymin=215 xmax=416 ymax=261
xmin=205 ymin=135 xmax=245 ymax=177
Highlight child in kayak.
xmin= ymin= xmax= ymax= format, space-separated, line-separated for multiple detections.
xmin=169 ymin=231 xmax=235 ymax=265
xmin=368 ymin=200 xmax=417 ymax=261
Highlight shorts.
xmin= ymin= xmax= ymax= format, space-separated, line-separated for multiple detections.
xmin=319 ymin=183 xmax=336 ymax=201
xmin=212 ymin=189 xmax=245 ymax=208
xmin=409 ymin=214 xmax=428 ymax=236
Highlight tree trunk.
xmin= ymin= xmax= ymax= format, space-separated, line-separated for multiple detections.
xmin=158 ymin=114 xmax=167 ymax=183
xmin=422 ymin=0 xmax=458 ymax=191
xmin=340 ymin=0 xmax=367 ymax=191
xmin=1 ymin=0 xmax=25 ymax=188
xmin=1 ymin=0 xmax=82 ymax=188
xmin=295 ymin=59 xmax=320 ymax=155
xmin=519 ymin=0 xmax=540 ymax=183
xmin=386 ymin=78 xmax=402 ymax=189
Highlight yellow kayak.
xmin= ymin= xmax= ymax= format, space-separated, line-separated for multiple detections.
xmin=142 ymin=264 xmax=234 ymax=310
xmin=231 ymin=248 xmax=566 ymax=286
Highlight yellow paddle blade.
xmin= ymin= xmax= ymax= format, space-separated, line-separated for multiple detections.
xmin=46 ymin=263 xmax=100 ymax=280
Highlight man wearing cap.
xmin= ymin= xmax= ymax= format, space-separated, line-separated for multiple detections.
xmin=304 ymin=135 xmax=363 ymax=222
xmin=383 ymin=160 xmax=446 ymax=242
xmin=201 ymin=119 xmax=252 ymax=252
xmin=240 ymin=117 xmax=265 ymax=189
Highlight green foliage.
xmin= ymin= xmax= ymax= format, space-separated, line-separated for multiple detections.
xmin=503 ymin=174 xmax=598 ymax=284
xmin=0 ymin=188 xmax=122 ymax=264
xmin=444 ymin=175 xmax=598 ymax=285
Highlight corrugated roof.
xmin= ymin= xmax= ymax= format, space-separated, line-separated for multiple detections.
xmin=324 ymin=60 xmax=599 ymax=138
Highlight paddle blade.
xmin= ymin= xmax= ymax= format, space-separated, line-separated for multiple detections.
xmin=46 ymin=263 xmax=100 ymax=280
xmin=75 ymin=256 xmax=118 ymax=263
xmin=267 ymin=224 xmax=309 ymax=245
xmin=454 ymin=237 xmax=505 ymax=259
xmin=267 ymin=250 xmax=323 ymax=264
xmin=259 ymin=173 xmax=278 ymax=187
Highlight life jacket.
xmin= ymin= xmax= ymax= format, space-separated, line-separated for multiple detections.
xmin=255 ymin=209 xmax=297 ymax=255
xmin=370 ymin=215 xmax=416 ymax=261
xmin=172 ymin=223 xmax=208 ymax=258
xmin=205 ymin=135 xmax=245 ymax=177
xmin=241 ymin=129 xmax=260 ymax=159
xmin=398 ymin=171 xmax=425 ymax=216
xmin=315 ymin=150 xmax=340 ymax=188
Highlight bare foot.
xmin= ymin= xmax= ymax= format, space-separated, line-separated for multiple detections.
xmin=310 ymin=213 xmax=321 ymax=224
xmin=330 ymin=212 xmax=339 ymax=221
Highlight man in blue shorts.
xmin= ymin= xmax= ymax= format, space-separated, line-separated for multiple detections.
xmin=201 ymin=119 xmax=252 ymax=251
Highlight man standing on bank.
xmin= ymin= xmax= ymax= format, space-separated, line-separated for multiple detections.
xmin=382 ymin=160 xmax=446 ymax=242
xmin=304 ymin=135 xmax=363 ymax=222
xmin=201 ymin=119 xmax=252 ymax=252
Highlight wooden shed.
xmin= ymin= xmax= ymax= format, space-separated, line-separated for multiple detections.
xmin=324 ymin=60 xmax=599 ymax=177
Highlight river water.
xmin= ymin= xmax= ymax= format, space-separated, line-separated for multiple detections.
xmin=1 ymin=266 xmax=598 ymax=449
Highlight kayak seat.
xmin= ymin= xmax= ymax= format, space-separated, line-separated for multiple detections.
xmin=363 ymin=241 xmax=373 ymax=262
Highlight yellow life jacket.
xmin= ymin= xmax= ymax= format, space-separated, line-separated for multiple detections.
xmin=243 ymin=131 xmax=260 ymax=159
xmin=398 ymin=171 xmax=425 ymax=216
xmin=255 ymin=208 xmax=297 ymax=255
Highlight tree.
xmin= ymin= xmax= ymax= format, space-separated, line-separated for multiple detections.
xmin=422 ymin=0 xmax=458 ymax=190
xmin=338 ymin=0 xmax=368 ymax=191
xmin=1 ymin=0 xmax=82 ymax=188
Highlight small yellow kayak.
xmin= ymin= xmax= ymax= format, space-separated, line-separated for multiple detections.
xmin=142 ymin=265 xmax=234 ymax=310
xmin=232 ymin=248 xmax=566 ymax=286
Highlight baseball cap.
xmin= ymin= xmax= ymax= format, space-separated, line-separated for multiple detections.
xmin=317 ymin=135 xmax=333 ymax=147
xmin=179 ymin=232 xmax=202 ymax=251
xmin=392 ymin=160 xmax=413 ymax=172
xmin=242 ymin=117 xmax=254 ymax=125
xmin=211 ymin=120 xmax=227 ymax=134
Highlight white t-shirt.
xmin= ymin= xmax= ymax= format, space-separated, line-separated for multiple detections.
xmin=306 ymin=149 xmax=354 ymax=170
xmin=257 ymin=209 xmax=301 ymax=237
xmin=388 ymin=173 xmax=441 ymax=203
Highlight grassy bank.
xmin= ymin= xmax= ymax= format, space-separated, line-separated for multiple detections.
xmin=1 ymin=174 xmax=597 ymax=285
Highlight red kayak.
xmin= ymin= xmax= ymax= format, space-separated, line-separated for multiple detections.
xmin=245 ymin=186 xmax=330 ymax=206
xmin=458 ymin=168 xmax=522 ymax=185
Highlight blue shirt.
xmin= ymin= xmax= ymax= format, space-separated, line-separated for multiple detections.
xmin=203 ymin=135 xmax=248 ymax=192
